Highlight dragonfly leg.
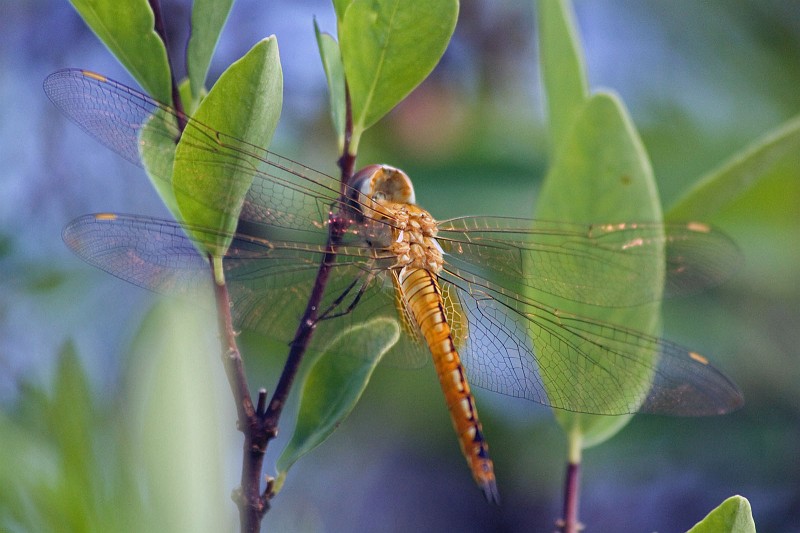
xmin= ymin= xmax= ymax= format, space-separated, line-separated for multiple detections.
xmin=317 ymin=269 xmax=376 ymax=321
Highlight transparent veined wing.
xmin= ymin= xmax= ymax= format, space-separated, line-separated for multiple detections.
xmin=63 ymin=213 xmax=430 ymax=368
xmin=64 ymin=213 xmax=742 ymax=416
xmin=437 ymin=216 xmax=740 ymax=308
xmin=434 ymin=218 xmax=741 ymax=416
xmin=45 ymin=69 xmax=739 ymax=309
xmin=437 ymin=259 xmax=742 ymax=416
xmin=43 ymin=69 xmax=389 ymax=236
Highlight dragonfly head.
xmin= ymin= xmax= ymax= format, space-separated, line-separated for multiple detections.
xmin=347 ymin=165 xmax=433 ymax=253
xmin=348 ymin=164 xmax=416 ymax=206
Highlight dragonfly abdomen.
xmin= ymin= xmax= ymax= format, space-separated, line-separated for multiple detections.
xmin=397 ymin=266 xmax=499 ymax=503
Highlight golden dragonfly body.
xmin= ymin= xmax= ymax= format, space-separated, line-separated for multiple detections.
xmin=351 ymin=164 xmax=496 ymax=498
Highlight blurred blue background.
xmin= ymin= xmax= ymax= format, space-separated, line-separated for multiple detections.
xmin=1 ymin=1 xmax=798 ymax=531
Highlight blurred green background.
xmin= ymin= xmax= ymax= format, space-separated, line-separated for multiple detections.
xmin=1 ymin=0 xmax=798 ymax=531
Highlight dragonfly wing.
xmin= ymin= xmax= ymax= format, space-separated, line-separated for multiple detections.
xmin=63 ymin=213 xmax=429 ymax=367
xmin=228 ymin=250 xmax=429 ymax=368
xmin=440 ymin=267 xmax=743 ymax=416
xmin=64 ymin=213 xmax=212 ymax=293
xmin=44 ymin=69 xmax=349 ymax=235
xmin=437 ymin=216 xmax=740 ymax=307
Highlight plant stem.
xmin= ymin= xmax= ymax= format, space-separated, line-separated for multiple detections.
xmin=210 ymin=268 xmax=269 ymax=532
xmin=263 ymin=80 xmax=355 ymax=450
xmin=263 ymin=246 xmax=337 ymax=421
xmin=224 ymin=80 xmax=357 ymax=531
xmin=559 ymin=461 xmax=581 ymax=533
xmin=212 ymin=271 xmax=255 ymax=423
xmin=338 ymin=84 xmax=356 ymax=180
xmin=557 ymin=427 xmax=583 ymax=533
xmin=148 ymin=0 xmax=186 ymax=127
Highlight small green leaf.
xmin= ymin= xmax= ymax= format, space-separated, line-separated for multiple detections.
xmin=687 ymin=495 xmax=756 ymax=533
xmin=315 ymin=21 xmax=347 ymax=151
xmin=533 ymin=93 xmax=663 ymax=448
xmin=340 ymin=0 xmax=458 ymax=152
xmin=69 ymin=0 xmax=172 ymax=104
xmin=173 ymin=37 xmax=283 ymax=258
xmin=668 ymin=114 xmax=800 ymax=221
xmin=187 ymin=0 xmax=234 ymax=102
xmin=274 ymin=318 xmax=400 ymax=493
xmin=538 ymin=0 xmax=589 ymax=153
xmin=51 ymin=342 xmax=93 ymax=469
xmin=49 ymin=341 xmax=97 ymax=527
xmin=177 ymin=77 xmax=202 ymax=115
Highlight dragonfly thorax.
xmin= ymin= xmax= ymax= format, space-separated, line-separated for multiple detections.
xmin=348 ymin=164 xmax=442 ymax=274
xmin=386 ymin=203 xmax=443 ymax=274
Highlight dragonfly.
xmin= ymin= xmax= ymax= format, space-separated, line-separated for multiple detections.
xmin=44 ymin=69 xmax=743 ymax=501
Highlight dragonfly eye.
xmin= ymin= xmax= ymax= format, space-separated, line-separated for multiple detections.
xmin=348 ymin=164 xmax=416 ymax=206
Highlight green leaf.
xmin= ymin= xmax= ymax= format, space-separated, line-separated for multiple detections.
xmin=139 ymin=107 xmax=181 ymax=218
xmin=333 ymin=0 xmax=354 ymax=24
xmin=533 ymin=93 xmax=663 ymax=449
xmin=0 ymin=410 xmax=55 ymax=531
xmin=48 ymin=342 xmax=96 ymax=530
xmin=340 ymin=0 xmax=458 ymax=152
xmin=538 ymin=0 xmax=589 ymax=153
xmin=187 ymin=0 xmax=234 ymax=102
xmin=177 ymin=77 xmax=199 ymax=115
xmin=173 ymin=37 xmax=283 ymax=258
xmin=315 ymin=21 xmax=347 ymax=151
xmin=127 ymin=298 xmax=230 ymax=533
xmin=667 ymin=114 xmax=800 ymax=221
xmin=69 ymin=0 xmax=172 ymax=104
xmin=50 ymin=342 xmax=94 ymax=483
xmin=0 ymin=348 xmax=151 ymax=531
xmin=274 ymin=317 xmax=400 ymax=493
xmin=687 ymin=495 xmax=756 ymax=533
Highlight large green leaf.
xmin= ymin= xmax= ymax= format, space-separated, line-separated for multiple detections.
xmin=534 ymin=0 xmax=661 ymax=453
xmin=315 ymin=21 xmax=347 ymax=151
xmin=187 ymin=0 xmax=235 ymax=103
xmin=127 ymin=298 xmax=230 ymax=533
xmin=687 ymin=495 xmax=756 ymax=533
xmin=69 ymin=0 xmax=172 ymax=104
xmin=533 ymin=93 xmax=664 ymax=452
xmin=333 ymin=0 xmax=354 ymax=24
xmin=339 ymin=0 xmax=458 ymax=152
xmin=173 ymin=37 xmax=283 ymax=260
xmin=274 ymin=318 xmax=400 ymax=493
xmin=667 ymin=114 xmax=800 ymax=221
xmin=538 ymin=0 xmax=589 ymax=153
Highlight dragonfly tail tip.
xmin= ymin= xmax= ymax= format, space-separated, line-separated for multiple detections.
xmin=481 ymin=480 xmax=501 ymax=505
